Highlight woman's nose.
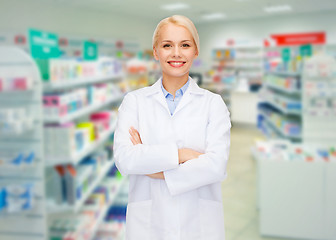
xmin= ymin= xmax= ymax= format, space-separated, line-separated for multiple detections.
xmin=172 ymin=46 xmax=181 ymax=58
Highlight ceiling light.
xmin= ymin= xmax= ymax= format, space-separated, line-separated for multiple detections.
xmin=264 ymin=5 xmax=292 ymax=13
xmin=161 ymin=3 xmax=190 ymax=11
xmin=202 ymin=13 xmax=226 ymax=21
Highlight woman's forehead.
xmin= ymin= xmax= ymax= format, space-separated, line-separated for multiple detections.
xmin=158 ymin=24 xmax=193 ymax=41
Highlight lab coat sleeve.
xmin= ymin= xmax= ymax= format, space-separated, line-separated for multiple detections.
xmin=113 ymin=92 xmax=179 ymax=176
xmin=163 ymin=94 xmax=231 ymax=196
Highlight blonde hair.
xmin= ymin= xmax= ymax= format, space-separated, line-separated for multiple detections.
xmin=152 ymin=15 xmax=200 ymax=54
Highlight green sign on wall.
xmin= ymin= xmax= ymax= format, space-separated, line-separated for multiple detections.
xmin=282 ymin=48 xmax=291 ymax=62
xmin=83 ymin=41 xmax=98 ymax=60
xmin=28 ymin=29 xmax=60 ymax=59
xmin=300 ymin=44 xmax=312 ymax=57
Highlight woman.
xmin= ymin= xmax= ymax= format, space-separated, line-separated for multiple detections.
xmin=113 ymin=15 xmax=231 ymax=240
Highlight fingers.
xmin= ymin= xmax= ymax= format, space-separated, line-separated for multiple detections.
xmin=178 ymin=148 xmax=204 ymax=164
xmin=146 ymin=172 xmax=164 ymax=179
xmin=129 ymin=127 xmax=143 ymax=145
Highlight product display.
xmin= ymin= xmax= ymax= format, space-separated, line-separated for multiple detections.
xmin=43 ymin=84 xmax=122 ymax=120
xmin=264 ymin=46 xmax=303 ymax=73
xmin=0 ymin=76 xmax=33 ymax=92
xmin=44 ymin=110 xmax=117 ymax=162
xmin=0 ymin=183 xmax=36 ymax=213
xmin=48 ymin=57 xmax=122 ymax=83
xmin=254 ymin=51 xmax=336 ymax=240
xmin=0 ymin=47 xmax=47 ymax=240
xmin=263 ymin=74 xmax=301 ymax=93
xmin=46 ymin=150 xmax=111 ymax=206
xmin=258 ymin=103 xmax=301 ymax=139
xmin=258 ymin=46 xmax=303 ymax=142
xmin=0 ymin=107 xmax=35 ymax=135
xmin=48 ymin=166 xmax=127 ymax=240
xmin=0 ymin=151 xmax=36 ymax=167
xmin=212 ymin=46 xmax=263 ymax=87
xmin=253 ymin=139 xmax=336 ymax=162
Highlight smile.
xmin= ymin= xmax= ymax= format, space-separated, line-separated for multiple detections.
xmin=168 ymin=61 xmax=186 ymax=68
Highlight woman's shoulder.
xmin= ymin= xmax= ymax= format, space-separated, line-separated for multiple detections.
xmin=197 ymin=86 xmax=222 ymax=101
xmin=126 ymin=86 xmax=151 ymax=97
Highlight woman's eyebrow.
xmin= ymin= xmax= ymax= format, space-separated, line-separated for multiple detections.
xmin=161 ymin=40 xmax=192 ymax=43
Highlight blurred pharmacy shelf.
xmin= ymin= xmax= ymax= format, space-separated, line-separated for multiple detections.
xmin=262 ymin=97 xmax=301 ymax=115
xmin=47 ymin=159 xmax=115 ymax=214
xmin=0 ymin=47 xmax=47 ymax=240
xmin=259 ymin=88 xmax=301 ymax=116
xmin=89 ymin=177 xmax=128 ymax=240
xmin=254 ymin=53 xmax=336 ymax=240
xmin=265 ymin=82 xmax=301 ymax=95
xmin=45 ymin=119 xmax=117 ymax=166
xmin=43 ymin=94 xmax=124 ymax=124
xmin=266 ymin=71 xmax=301 ymax=78
xmin=259 ymin=112 xmax=301 ymax=140
xmin=258 ymin=68 xmax=302 ymax=142
xmin=43 ymin=73 xmax=124 ymax=91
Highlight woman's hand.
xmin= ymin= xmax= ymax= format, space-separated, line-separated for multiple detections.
xmin=129 ymin=127 xmax=164 ymax=179
xmin=129 ymin=126 xmax=142 ymax=145
xmin=146 ymin=172 xmax=165 ymax=179
xmin=178 ymin=148 xmax=203 ymax=164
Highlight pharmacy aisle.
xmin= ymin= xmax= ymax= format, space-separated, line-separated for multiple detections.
xmin=0 ymin=33 xmax=151 ymax=238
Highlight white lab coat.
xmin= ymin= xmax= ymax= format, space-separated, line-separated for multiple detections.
xmin=113 ymin=76 xmax=231 ymax=240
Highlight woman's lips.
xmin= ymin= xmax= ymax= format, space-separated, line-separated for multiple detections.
xmin=168 ymin=61 xmax=186 ymax=68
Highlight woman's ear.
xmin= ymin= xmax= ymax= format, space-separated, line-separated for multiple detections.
xmin=194 ymin=50 xmax=199 ymax=58
xmin=153 ymin=46 xmax=159 ymax=61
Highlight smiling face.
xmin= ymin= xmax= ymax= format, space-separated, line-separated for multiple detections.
xmin=153 ymin=23 xmax=198 ymax=81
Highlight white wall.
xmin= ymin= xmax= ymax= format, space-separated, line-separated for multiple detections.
xmin=196 ymin=10 xmax=336 ymax=68
xmin=0 ymin=0 xmax=156 ymax=50
xmin=1 ymin=0 xmax=336 ymax=64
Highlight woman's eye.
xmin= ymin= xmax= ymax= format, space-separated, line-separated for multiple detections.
xmin=163 ymin=44 xmax=171 ymax=48
xmin=182 ymin=44 xmax=190 ymax=47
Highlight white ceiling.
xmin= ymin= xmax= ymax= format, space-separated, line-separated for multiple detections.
xmin=49 ymin=0 xmax=336 ymax=24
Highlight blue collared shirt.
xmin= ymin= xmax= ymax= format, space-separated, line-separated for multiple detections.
xmin=161 ymin=78 xmax=190 ymax=116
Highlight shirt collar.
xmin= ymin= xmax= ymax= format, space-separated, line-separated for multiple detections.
xmin=161 ymin=78 xmax=190 ymax=98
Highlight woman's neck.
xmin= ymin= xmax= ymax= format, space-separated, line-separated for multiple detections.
xmin=161 ymin=72 xmax=189 ymax=98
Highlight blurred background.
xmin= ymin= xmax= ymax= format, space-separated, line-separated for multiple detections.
xmin=0 ymin=0 xmax=336 ymax=239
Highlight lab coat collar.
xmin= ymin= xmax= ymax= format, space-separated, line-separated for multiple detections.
xmin=145 ymin=75 xmax=205 ymax=116
xmin=145 ymin=76 xmax=205 ymax=97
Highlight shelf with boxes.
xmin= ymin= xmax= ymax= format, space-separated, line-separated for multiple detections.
xmin=43 ymin=83 xmax=124 ymax=124
xmin=94 ymin=187 xmax=128 ymax=240
xmin=258 ymin=50 xmax=303 ymax=141
xmin=213 ymin=46 xmax=264 ymax=84
xmin=47 ymin=159 xmax=115 ymax=214
xmin=0 ymin=47 xmax=47 ymax=240
xmin=41 ymin=55 xmax=128 ymax=239
xmin=43 ymin=72 xmax=124 ymax=91
xmin=43 ymin=57 xmax=123 ymax=89
xmin=48 ymin=164 xmax=127 ymax=240
xmin=254 ymin=53 xmax=336 ymax=240
xmin=258 ymin=107 xmax=301 ymax=140
xmin=45 ymin=116 xmax=117 ymax=167
xmin=259 ymin=86 xmax=301 ymax=116
xmin=89 ymin=177 xmax=128 ymax=240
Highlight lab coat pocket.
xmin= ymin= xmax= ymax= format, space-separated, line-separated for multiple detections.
xmin=184 ymin=119 xmax=207 ymax=152
xmin=126 ymin=200 xmax=152 ymax=239
xmin=199 ymin=199 xmax=225 ymax=240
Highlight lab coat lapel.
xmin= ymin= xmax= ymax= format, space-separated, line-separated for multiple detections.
xmin=146 ymin=78 xmax=171 ymax=116
xmin=173 ymin=78 xmax=204 ymax=116
xmin=173 ymin=88 xmax=192 ymax=116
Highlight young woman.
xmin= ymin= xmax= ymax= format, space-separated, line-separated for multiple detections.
xmin=113 ymin=15 xmax=231 ymax=240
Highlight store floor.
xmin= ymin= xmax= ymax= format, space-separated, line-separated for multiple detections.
xmin=222 ymin=124 xmax=288 ymax=240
